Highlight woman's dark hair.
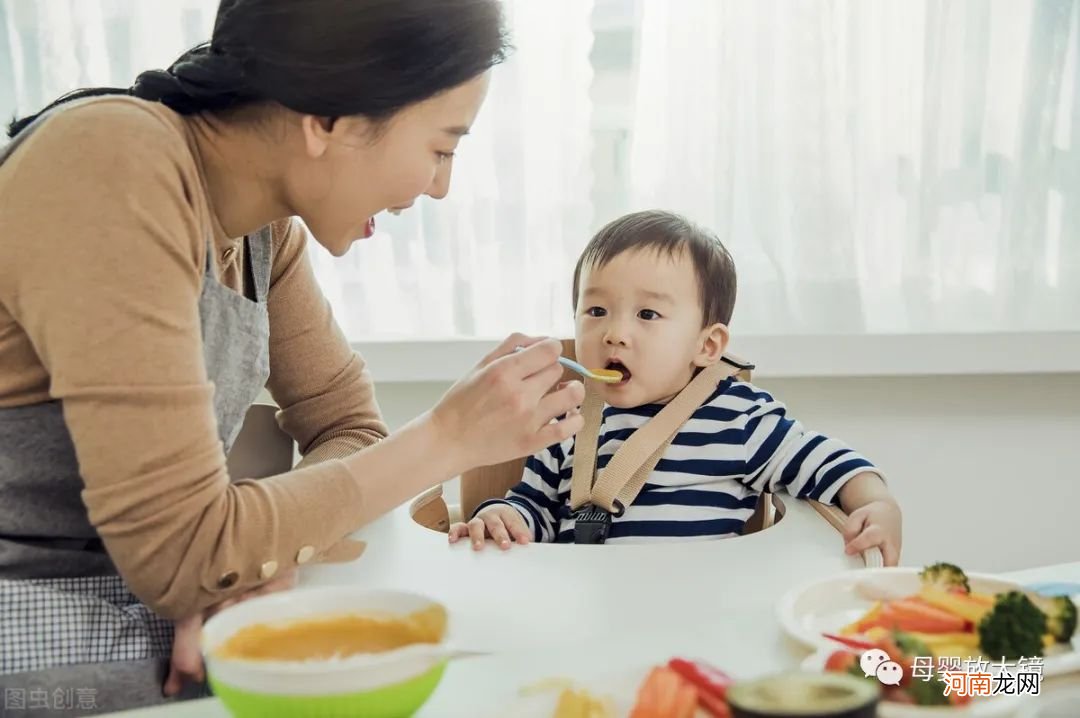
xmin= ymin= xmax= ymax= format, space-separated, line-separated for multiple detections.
xmin=8 ymin=0 xmax=510 ymax=138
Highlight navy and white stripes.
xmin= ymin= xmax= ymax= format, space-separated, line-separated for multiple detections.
xmin=473 ymin=378 xmax=882 ymax=544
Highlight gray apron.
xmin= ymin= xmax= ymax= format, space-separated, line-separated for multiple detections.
xmin=0 ymin=110 xmax=273 ymax=715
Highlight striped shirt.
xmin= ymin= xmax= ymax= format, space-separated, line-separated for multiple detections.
xmin=473 ymin=378 xmax=882 ymax=543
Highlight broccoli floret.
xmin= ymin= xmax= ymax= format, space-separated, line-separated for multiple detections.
xmin=905 ymin=675 xmax=951 ymax=706
xmin=892 ymin=631 xmax=932 ymax=659
xmin=1030 ymin=594 xmax=1078 ymax=644
xmin=978 ymin=590 xmax=1047 ymax=660
xmin=846 ymin=660 xmax=870 ymax=681
xmin=920 ymin=562 xmax=971 ymax=593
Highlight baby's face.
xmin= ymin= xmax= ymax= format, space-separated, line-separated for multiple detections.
xmin=575 ymin=248 xmax=715 ymax=408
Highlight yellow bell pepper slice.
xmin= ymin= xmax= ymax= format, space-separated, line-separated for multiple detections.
xmin=918 ymin=587 xmax=993 ymax=624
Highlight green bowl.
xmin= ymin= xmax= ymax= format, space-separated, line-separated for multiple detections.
xmin=207 ymin=661 xmax=446 ymax=718
xmin=201 ymin=588 xmax=450 ymax=718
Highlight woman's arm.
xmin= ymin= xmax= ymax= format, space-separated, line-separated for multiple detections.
xmin=265 ymin=219 xmax=389 ymax=469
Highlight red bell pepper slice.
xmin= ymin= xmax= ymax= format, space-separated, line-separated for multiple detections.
xmin=667 ymin=657 xmax=734 ymax=716
xmin=822 ymin=633 xmax=877 ymax=651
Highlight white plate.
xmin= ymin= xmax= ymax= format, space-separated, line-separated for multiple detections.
xmin=776 ymin=567 xmax=1080 ymax=677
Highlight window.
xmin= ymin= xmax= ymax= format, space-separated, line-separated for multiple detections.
xmin=4 ymin=0 xmax=1078 ymax=343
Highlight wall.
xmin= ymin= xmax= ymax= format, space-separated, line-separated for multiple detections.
xmin=373 ymin=373 xmax=1080 ymax=574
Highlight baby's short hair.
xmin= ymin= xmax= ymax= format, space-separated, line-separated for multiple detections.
xmin=572 ymin=210 xmax=737 ymax=326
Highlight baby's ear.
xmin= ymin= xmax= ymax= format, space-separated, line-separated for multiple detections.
xmin=693 ymin=323 xmax=730 ymax=367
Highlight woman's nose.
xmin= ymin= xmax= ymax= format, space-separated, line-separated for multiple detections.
xmin=425 ymin=160 xmax=453 ymax=200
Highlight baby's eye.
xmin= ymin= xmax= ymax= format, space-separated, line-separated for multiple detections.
xmin=585 ymin=306 xmax=606 ymax=318
xmin=638 ymin=309 xmax=661 ymax=320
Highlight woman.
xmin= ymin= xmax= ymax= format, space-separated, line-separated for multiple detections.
xmin=0 ymin=0 xmax=585 ymax=711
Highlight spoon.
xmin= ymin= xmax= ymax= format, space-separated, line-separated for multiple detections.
xmin=513 ymin=346 xmax=623 ymax=383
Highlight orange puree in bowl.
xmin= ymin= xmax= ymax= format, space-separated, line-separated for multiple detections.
xmin=215 ymin=604 xmax=447 ymax=662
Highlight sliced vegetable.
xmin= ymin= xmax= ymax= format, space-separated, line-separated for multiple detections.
xmin=875 ymin=599 xmax=969 ymax=633
xmin=553 ymin=687 xmax=613 ymax=718
xmin=822 ymin=633 xmax=877 ymax=651
xmin=917 ymin=587 xmax=993 ymax=624
xmin=630 ymin=666 xmax=698 ymax=718
xmin=842 ymin=601 xmax=884 ymax=634
xmin=904 ymin=631 xmax=979 ymax=648
xmin=932 ymin=643 xmax=980 ymax=659
xmin=667 ymin=658 xmax=733 ymax=702
xmin=824 ymin=649 xmax=858 ymax=673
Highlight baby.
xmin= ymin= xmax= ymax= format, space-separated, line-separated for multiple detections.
xmin=449 ymin=210 xmax=902 ymax=563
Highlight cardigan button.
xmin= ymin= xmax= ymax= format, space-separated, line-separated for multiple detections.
xmin=259 ymin=560 xmax=279 ymax=579
xmin=216 ymin=570 xmax=239 ymax=589
xmin=295 ymin=546 xmax=316 ymax=564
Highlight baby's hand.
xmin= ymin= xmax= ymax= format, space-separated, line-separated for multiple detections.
xmin=448 ymin=503 xmax=532 ymax=550
xmin=842 ymin=499 xmax=902 ymax=566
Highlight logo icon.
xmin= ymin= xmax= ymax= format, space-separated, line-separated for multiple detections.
xmin=859 ymin=648 xmax=890 ymax=678
xmin=859 ymin=649 xmax=904 ymax=687
xmin=875 ymin=660 xmax=904 ymax=686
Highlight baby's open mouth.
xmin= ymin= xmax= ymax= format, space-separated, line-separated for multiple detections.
xmin=605 ymin=360 xmax=632 ymax=383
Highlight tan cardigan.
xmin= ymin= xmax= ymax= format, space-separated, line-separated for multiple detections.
xmin=0 ymin=97 xmax=389 ymax=619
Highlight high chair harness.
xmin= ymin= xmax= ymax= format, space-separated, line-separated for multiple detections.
xmin=568 ymin=358 xmax=744 ymax=544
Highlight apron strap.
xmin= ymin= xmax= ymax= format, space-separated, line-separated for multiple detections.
xmin=246 ymin=225 xmax=273 ymax=303
xmin=569 ymin=358 xmax=743 ymax=515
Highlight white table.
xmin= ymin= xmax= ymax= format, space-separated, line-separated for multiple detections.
xmin=103 ymin=500 xmax=1080 ymax=716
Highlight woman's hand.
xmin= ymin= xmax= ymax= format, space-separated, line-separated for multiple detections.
xmin=163 ymin=613 xmax=204 ymax=698
xmin=163 ymin=569 xmax=299 ymax=697
xmin=430 ymin=335 xmax=585 ymax=474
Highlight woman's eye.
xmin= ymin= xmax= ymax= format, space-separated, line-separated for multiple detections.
xmin=639 ymin=309 xmax=661 ymax=320
xmin=585 ymin=307 xmax=606 ymax=318
xmin=436 ymin=151 xmax=455 ymax=162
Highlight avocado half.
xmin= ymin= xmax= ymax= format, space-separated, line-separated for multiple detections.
xmin=726 ymin=671 xmax=880 ymax=718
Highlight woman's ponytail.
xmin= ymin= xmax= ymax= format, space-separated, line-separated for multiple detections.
xmin=7 ymin=43 xmax=254 ymax=138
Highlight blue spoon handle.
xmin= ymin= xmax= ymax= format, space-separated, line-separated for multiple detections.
xmin=512 ymin=346 xmax=594 ymax=379
xmin=556 ymin=355 xmax=592 ymax=378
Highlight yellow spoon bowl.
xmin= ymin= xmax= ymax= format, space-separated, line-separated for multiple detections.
xmin=512 ymin=346 xmax=623 ymax=383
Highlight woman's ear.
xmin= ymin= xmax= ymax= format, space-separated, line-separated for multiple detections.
xmin=300 ymin=114 xmax=332 ymax=158
xmin=693 ymin=323 xmax=730 ymax=367
xmin=299 ymin=115 xmax=340 ymax=158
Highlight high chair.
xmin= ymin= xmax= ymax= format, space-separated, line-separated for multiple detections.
xmin=410 ymin=339 xmax=882 ymax=567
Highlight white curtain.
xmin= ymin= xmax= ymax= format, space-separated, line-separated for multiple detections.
xmin=0 ymin=0 xmax=218 ymax=112
xmin=629 ymin=0 xmax=1080 ymax=335
xmin=3 ymin=0 xmax=1076 ymax=340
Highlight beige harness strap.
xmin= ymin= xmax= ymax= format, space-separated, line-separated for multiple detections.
xmin=569 ymin=359 xmax=742 ymax=516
